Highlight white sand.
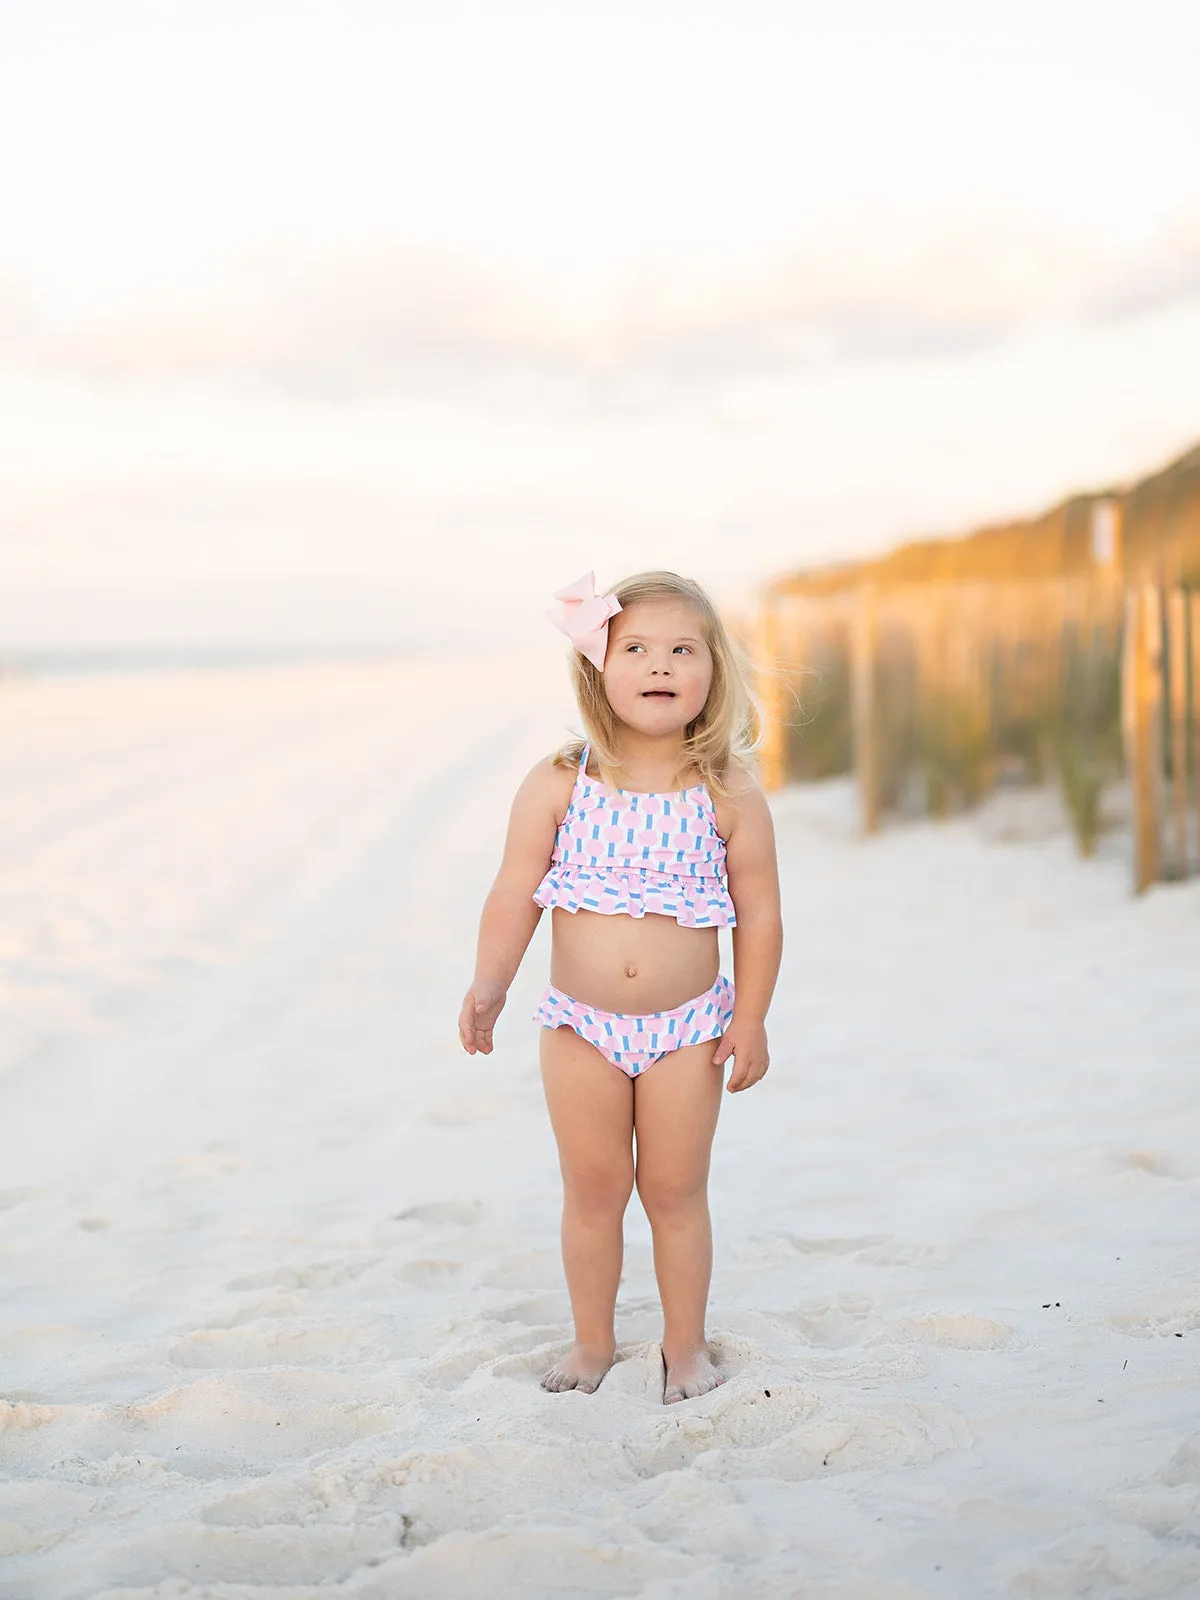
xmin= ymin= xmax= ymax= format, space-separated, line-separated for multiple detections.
xmin=1 ymin=651 xmax=1197 ymax=1600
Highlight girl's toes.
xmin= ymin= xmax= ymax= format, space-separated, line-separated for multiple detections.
xmin=662 ymin=1348 xmax=725 ymax=1403
xmin=687 ymin=1372 xmax=725 ymax=1399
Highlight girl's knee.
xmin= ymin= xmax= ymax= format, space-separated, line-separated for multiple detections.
xmin=635 ymin=1168 xmax=708 ymax=1220
xmin=564 ymin=1162 xmax=634 ymax=1219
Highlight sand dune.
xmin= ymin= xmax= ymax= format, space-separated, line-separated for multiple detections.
xmin=1 ymin=652 xmax=1197 ymax=1598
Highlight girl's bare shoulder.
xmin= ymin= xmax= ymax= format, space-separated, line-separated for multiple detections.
xmin=719 ymin=757 xmax=762 ymax=800
xmin=515 ymin=744 xmax=581 ymax=824
xmin=710 ymin=758 xmax=768 ymax=841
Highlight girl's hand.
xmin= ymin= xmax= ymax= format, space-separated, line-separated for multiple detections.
xmin=713 ymin=1016 xmax=770 ymax=1092
xmin=458 ymin=980 xmax=507 ymax=1055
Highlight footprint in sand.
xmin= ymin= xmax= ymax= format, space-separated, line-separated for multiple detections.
xmin=166 ymin=1322 xmax=383 ymax=1368
xmin=129 ymin=1375 xmax=404 ymax=1471
xmin=82 ymin=1516 xmax=411 ymax=1591
xmin=1157 ymin=1434 xmax=1200 ymax=1487
xmin=1107 ymin=1440 xmax=1200 ymax=1550
xmin=395 ymin=1258 xmax=465 ymax=1286
xmin=304 ymin=1444 xmax=628 ymax=1549
xmin=422 ymin=1096 xmax=509 ymax=1127
xmin=732 ymin=1233 xmax=887 ymax=1265
xmin=740 ymin=1233 xmax=943 ymax=1267
xmin=608 ymin=1354 xmax=816 ymax=1457
xmin=226 ymin=1258 xmax=379 ymax=1293
xmin=482 ymin=1249 xmax=565 ymax=1291
xmin=204 ymin=1294 xmax=306 ymax=1327
xmin=1108 ymin=1306 xmax=1200 ymax=1339
xmin=393 ymin=1199 xmax=485 ymax=1227
xmin=761 ymin=1400 xmax=971 ymax=1482
xmin=201 ymin=1462 xmax=414 ymax=1529
xmin=623 ymin=1383 xmax=816 ymax=1475
xmin=0 ymin=1323 xmax=105 ymax=1363
xmin=631 ymin=1385 xmax=971 ymax=1484
xmin=781 ymin=1294 xmax=875 ymax=1348
xmin=1120 ymin=1149 xmax=1177 ymax=1177
xmin=782 ymin=1233 xmax=892 ymax=1257
xmin=883 ymin=1312 xmax=1017 ymax=1350
xmin=424 ymin=1328 xmax=556 ymax=1389
xmin=491 ymin=1293 xmax=570 ymax=1326
xmin=996 ymin=1527 xmax=1198 ymax=1598
xmin=854 ymin=1238 xmax=947 ymax=1267
xmin=702 ymin=1384 xmax=821 ymax=1450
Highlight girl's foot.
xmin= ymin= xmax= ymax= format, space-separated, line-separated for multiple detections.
xmin=540 ymin=1340 xmax=616 ymax=1394
xmin=662 ymin=1343 xmax=724 ymax=1404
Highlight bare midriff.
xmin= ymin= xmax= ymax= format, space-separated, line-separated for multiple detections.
xmin=549 ymin=905 xmax=720 ymax=1014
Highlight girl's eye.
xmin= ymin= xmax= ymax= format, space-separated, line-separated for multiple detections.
xmin=625 ymin=644 xmax=691 ymax=654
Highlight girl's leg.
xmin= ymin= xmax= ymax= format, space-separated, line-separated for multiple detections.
xmin=632 ymin=1038 xmax=726 ymax=1403
xmin=539 ymin=1023 xmax=635 ymax=1393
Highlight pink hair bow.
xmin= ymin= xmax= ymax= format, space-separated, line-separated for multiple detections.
xmin=546 ymin=571 xmax=622 ymax=671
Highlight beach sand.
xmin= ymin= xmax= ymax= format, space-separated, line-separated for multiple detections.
xmin=1 ymin=651 xmax=1197 ymax=1599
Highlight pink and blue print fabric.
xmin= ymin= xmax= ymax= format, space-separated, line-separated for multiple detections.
xmin=532 ymin=743 xmax=736 ymax=928
xmin=533 ymin=973 xmax=735 ymax=1077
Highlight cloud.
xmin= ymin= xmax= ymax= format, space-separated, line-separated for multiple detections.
xmin=1082 ymin=211 xmax=1200 ymax=321
xmin=8 ymin=210 xmax=1200 ymax=399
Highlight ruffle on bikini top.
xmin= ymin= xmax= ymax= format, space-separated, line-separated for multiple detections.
xmin=531 ymin=743 xmax=737 ymax=929
xmin=532 ymin=862 xmax=736 ymax=927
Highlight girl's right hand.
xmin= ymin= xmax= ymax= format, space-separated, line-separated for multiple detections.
xmin=458 ymin=980 xmax=507 ymax=1055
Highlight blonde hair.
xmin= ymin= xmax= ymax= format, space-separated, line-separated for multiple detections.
xmin=551 ymin=570 xmax=765 ymax=798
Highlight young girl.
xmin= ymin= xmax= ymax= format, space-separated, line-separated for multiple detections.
xmin=458 ymin=569 xmax=783 ymax=1404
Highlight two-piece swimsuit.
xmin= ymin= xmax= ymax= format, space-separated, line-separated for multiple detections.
xmin=531 ymin=741 xmax=736 ymax=1078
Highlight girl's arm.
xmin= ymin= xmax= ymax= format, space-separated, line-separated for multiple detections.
xmin=716 ymin=775 xmax=783 ymax=1091
xmin=459 ymin=758 xmax=564 ymax=1055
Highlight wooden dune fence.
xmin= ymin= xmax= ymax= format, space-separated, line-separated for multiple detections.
xmin=754 ymin=574 xmax=1200 ymax=894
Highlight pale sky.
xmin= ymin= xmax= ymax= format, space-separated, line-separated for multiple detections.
xmin=2 ymin=0 xmax=1198 ymax=650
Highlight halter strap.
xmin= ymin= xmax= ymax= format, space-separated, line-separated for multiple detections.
xmin=578 ymin=741 xmax=591 ymax=774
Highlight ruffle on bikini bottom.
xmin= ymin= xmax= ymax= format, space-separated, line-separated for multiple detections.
xmin=532 ymin=972 xmax=735 ymax=1077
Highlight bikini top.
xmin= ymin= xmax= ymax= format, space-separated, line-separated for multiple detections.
xmin=531 ymin=741 xmax=737 ymax=929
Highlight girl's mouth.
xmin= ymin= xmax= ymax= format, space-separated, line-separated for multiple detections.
xmin=642 ymin=691 xmax=675 ymax=698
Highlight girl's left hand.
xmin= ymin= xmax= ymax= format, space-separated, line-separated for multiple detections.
xmin=713 ymin=1017 xmax=770 ymax=1092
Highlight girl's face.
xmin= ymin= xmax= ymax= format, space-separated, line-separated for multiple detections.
xmin=602 ymin=598 xmax=713 ymax=736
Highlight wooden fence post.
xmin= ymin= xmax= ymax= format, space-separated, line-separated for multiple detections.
xmin=852 ymin=585 xmax=880 ymax=833
xmin=755 ymin=587 xmax=788 ymax=792
xmin=1124 ymin=584 xmax=1164 ymax=893
xmin=1166 ymin=584 xmax=1190 ymax=878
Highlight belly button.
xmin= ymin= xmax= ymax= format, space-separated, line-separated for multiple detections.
xmin=625 ymin=964 xmax=638 ymax=978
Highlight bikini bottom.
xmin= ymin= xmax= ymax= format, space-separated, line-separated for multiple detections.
xmin=533 ymin=972 xmax=734 ymax=1079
